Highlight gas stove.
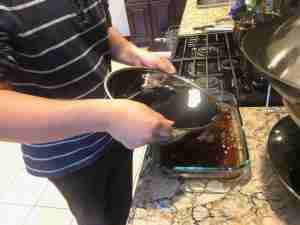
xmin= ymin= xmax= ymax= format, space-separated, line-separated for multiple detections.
xmin=171 ymin=31 xmax=282 ymax=107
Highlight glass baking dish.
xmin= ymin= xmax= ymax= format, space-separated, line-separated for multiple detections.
xmin=149 ymin=90 xmax=250 ymax=179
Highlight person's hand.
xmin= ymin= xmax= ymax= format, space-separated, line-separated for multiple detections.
xmin=133 ymin=48 xmax=176 ymax=74
xmin=107 ymin=99 xmax=174 ymax=149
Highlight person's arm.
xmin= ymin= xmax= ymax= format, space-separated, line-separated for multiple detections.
xmin=0 ymin=87 xmax=108 ymax=143
xmin=0 ymin=86 xmax=173 ymax=148
xmin=0 ymin=4 xmax=173 ymax=148
xmin=0 ymin=24 xmax=173 ymax=147
xmin=107 ymin=27 xmax=176 ymax=74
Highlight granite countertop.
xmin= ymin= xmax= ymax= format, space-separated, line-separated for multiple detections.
xmin=128 ymin=107 xmax=300 ymax=225
xmin=178 ymin=0 xmax=233 ymax=36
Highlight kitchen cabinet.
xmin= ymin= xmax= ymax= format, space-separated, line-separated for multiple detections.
xmin=149 ymin=0 xmax=172 ymax=38
xmin=169 ymin=0 xmax=187 ymax=26
xmin=126 ymin=0 xmax=186 ymax=46
xmin=126 ymin=1 xmax=153 ymax=45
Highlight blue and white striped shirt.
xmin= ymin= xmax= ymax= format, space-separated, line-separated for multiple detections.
xmin=0 ymin=0 xmax=114 ymax=177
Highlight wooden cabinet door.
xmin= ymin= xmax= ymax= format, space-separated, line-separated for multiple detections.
xmin=126 ymin=0 xmax=187 ymax=46
xmin=126 ymin=2 xmax=153 ymax=46
xmin=150 ymin=0 xmax=171 ymax=38
xmin=173 ymin=0 xmax=187 ymax=26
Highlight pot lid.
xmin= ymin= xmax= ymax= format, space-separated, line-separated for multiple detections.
xmin=104 ymin=68 xmax=219 ymax=129
xmin=150 ymin=86 xmax=219 ymax=128
xmin=130 ymin=72 xmax=219 ymax=128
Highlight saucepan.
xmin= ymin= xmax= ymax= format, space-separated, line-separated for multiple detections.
xmin=104 ymin=67 xmax=221 ymax=145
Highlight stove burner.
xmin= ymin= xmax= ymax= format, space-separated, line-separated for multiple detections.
xmin=189 ymin=45 xmax=219 ymax=58
xmin=187 ymin=39 xmax=200 ymax=48
xmin=186 ymin=61 xmax=220 ymax=78
xmin=197 ymin=46 xmax=218 ymax=57
xmin=194 ymin=77 xmax=221 ymax=90
xmin=186 ymin=62 xmax=195 ymax=77
xmin=191 ymin=47 xmax=198 ymax=57
xmin=221 ymin=59 xmax=239 ymax=70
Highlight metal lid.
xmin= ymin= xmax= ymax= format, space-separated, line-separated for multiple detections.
xmin=104 ymin=67 xmax=219 ymax=129
xmin=262 ymin=16 xmax=300 ymax=91
xmin=241 ymin=14 xmax=300 ymax=103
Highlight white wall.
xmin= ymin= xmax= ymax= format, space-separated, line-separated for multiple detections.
xmin=108 ymin=0 xmax=130 ymax=36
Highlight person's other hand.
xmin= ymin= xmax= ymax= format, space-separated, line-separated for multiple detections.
xmin=108 ymin=99 xmax=174 ymax=149
xmin=133 ymin=48 xmax=176 ymax=74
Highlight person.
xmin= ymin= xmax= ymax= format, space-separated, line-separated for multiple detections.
xmin=0 ymin=0 xmax=176 ymax=225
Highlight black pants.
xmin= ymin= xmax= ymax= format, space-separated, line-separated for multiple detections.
xmin=49 ymin=141 xmax=133 ymax=225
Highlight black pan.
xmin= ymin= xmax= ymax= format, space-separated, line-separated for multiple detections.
xmin=104 ymin=67 xmax=219 ymax=144
xmin=240 ymin=14 xmax=300 ymax=102
xmin=267 ymin=116 xmax=300 ymax=201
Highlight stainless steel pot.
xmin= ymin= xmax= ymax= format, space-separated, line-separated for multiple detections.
xmin=241 ymin=14 xmax=300 ymax=103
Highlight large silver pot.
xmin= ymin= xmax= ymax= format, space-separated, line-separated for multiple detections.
xmin=241 ymin=14 xmax=300 ymax=103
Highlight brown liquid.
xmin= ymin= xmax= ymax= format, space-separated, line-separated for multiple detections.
xmin=159 ymin=106 xmax=239 ymax=168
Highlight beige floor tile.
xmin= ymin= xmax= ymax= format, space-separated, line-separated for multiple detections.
xmin=0 ymin=203 xmax=32 ymax=225
xmin=0 ymin=167 xmax=22 ymax=194
xmin=36 ymin=181 xmax=69 ymax=209
xmin=0 ymin=171 xmax=47 ymax=205
xmin=23 ymin=206 xmax=73 ymax=225
xmin=0 ymin=143 xmax=25 ymax=171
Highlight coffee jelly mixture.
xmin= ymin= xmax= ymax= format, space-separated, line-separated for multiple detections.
xmin=159 ymin=105 xmax=241 ymax=168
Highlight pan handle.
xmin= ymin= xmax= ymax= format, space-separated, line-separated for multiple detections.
xmin=152 ymin=124 xmax=211 ymax=146
xmin=151 ymin=128 xmax=189 ymax=146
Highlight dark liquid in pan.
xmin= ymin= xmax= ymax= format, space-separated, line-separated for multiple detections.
xmin=159 ymin=106 xmax=239 ymax=168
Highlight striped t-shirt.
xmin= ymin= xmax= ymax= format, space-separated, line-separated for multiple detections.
xmin=0 ymin=0 xmax=115 ymax=177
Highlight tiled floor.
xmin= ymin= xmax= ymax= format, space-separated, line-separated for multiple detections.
xmin=0 ymin=132 xmax=146 ymax=225
xmin=0 ymin=61 xmax=147 ymax=225
xmin=0 ymin=141 xmax=77 ymax=225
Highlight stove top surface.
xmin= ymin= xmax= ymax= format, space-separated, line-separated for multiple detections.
xmin=171 ymin=32 xmax=282 ymax=107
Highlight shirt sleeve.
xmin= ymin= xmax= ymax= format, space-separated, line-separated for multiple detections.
xmin=0 ymin=9 xmax=19 ymax=82
xmin=102 ymin=0 xmax=112 ymax=27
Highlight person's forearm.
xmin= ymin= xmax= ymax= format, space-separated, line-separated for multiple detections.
xmin=0 ymin=89 xmax=118 ymax=144
xmin=107 ymin=27 xmax=176 ymax=74
xmin=108 ymin=26 xmax=141 ymax=66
